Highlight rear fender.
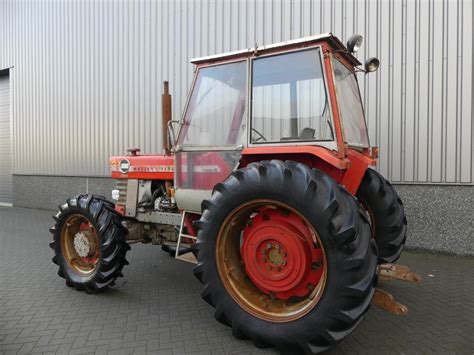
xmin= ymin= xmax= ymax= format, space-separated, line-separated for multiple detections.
xmin=240 ymin=146 xmax=375 ymax=195
xmin=341 ymin=149 xmax=376 ymax=194
xmin=240 ymin=146 xmax=348 ymax=183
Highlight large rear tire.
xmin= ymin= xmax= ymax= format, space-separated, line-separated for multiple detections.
xmin=356 ymin=168 xmax=407 ymax=264
xmin=49 ymin=194 xmax=130 ymax=293
xmin=193 ymin=160 xmax=378 ymax=354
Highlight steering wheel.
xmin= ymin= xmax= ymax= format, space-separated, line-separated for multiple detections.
xmin=251 ymin=128 xmax=267 ymax=142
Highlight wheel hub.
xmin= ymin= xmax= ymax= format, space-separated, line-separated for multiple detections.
xmin=241 ymin=209 xmax=325 ymax=300
xmin=61 ymin=215 xmax=100 ymax=275
xmin=73 ymin=231 xmax=91 ymax=257
xmin=267 ymin=245 xmax=284 ymax=266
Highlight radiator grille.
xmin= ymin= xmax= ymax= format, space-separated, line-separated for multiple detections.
xmin=116 ymin=179 xmax=127 ymax=206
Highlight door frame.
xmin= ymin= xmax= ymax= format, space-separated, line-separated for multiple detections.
xmin=0 ymin=68 xmax=12 ymax=206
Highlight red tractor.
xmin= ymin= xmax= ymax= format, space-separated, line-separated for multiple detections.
xmin=50 ymin=33 xmax=417 ymax=353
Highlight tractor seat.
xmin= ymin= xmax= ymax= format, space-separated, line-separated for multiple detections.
xmin=281 ymin=127 xmax=315 ymax=141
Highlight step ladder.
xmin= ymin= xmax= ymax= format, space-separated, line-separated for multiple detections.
xmin=175 ymin=211 xmax=199 ymax=264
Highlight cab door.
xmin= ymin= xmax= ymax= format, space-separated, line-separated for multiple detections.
xmin=174 ymin=60 xmax=248 ymax=212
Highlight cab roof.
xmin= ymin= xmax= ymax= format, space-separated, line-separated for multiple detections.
xmin=190 ymin=33 xmax=361 ymax=67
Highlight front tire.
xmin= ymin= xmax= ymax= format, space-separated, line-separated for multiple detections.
xmin=193 ymin=161 xmax=378 ymax=353
xmin=49 ymin=194 xmax=130 ymax=293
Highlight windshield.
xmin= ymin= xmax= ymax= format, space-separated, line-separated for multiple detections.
xmin=251 ymin=48 xmax=333 ymax=143
xmin=177 ymin=61 xmax=247 ymax=147
xmin=332 ymin=58 xmax=369 ymax=147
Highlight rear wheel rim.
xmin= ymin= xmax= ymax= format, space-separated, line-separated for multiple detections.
xmin=216 ymin=200 xmax=327 ymax=322
xmin=60 ymin=214 xmax=100 ymax=275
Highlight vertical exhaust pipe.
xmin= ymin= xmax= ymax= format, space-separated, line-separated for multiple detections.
xmin=162 ymin=81 xmax=172 ymax=153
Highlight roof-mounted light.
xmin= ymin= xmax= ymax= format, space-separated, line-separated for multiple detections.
xmin=346 ymin=34 xmax=363 ymax=54
xmin=365 ymin=57 xmax=380 ymax=72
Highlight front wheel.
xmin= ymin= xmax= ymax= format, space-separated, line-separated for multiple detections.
xmin=193 ymin=161 xmax=378 ymax=353
xmin=49 ymin=195 xmax=130 ymax=293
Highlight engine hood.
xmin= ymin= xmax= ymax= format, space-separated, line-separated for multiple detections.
xmin=109 ymin=154 xmax=174 ymax=180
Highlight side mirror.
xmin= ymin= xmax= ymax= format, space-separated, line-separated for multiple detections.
xmin=364 ymin=57 xmax=380 ymax=73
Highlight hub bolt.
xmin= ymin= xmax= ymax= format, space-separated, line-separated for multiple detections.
xmin=275 ymin=244 xmax=280 ymax=250
xmin=282 ymin=261 xmax=287 ymax=266
xmin=266 ymin=243 xmax=272 ymax=249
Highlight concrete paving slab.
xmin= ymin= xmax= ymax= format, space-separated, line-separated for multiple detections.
xmin=0 ymin=206 xmax=473 ymax=353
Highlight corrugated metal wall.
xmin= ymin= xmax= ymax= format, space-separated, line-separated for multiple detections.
xmin=0 ymin=0 xmax=472 ymax=184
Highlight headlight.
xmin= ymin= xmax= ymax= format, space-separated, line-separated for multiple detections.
xmin=111 ymin=189 xmax=120 ymax=201
xmin=119 ymin=159 xmax=130 ymax=173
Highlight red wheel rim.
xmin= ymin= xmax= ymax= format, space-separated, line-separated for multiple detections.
xmin=216 ymin=200 xmax=327 ymax=322
xmin=241 ymin=209 xmax=324 ymax=300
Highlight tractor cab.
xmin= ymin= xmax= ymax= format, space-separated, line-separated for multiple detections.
xmin=172 ymin=33 xmax=379 ymax=212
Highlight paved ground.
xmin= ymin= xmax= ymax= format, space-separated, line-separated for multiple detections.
xmin=0 ymin=206 xmax=473 ymax=354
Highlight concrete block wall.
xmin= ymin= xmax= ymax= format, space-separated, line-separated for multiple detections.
xmin=12 ymin=175 xmax=473 ymax=257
